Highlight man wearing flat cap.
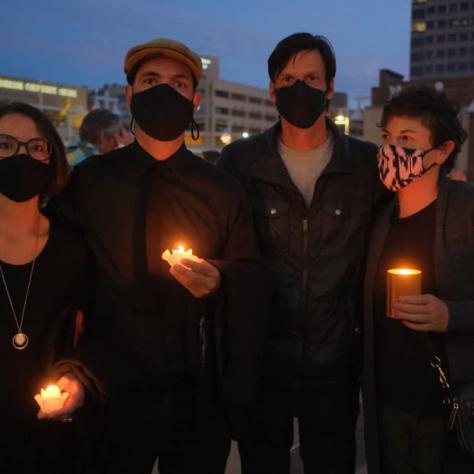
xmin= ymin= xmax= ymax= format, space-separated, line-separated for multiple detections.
xmin=49 ymin=38 xmax=270 ymax=474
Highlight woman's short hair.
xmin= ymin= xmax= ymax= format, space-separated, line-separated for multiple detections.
xmin=381 ymin=86 xmax=467 ymax=174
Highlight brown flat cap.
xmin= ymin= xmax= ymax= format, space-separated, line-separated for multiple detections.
xmin=124 ymin=38 xmax=203 ymax=85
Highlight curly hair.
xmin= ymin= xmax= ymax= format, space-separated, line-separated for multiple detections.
xmin=380 ymin=85 xmax=467 ymax=174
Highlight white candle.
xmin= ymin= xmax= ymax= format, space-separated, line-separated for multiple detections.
xmin=34 ymin=385 xmax=69 ymax=413
xmin=162 ymin=245 xmax=200 ymax=267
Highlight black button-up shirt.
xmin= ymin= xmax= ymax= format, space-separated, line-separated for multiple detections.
xmin=52 ymin=142 xmax=262 ymax=398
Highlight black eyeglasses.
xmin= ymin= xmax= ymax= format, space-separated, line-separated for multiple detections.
xmin=0 ymin=134 xmax=51 ymax=161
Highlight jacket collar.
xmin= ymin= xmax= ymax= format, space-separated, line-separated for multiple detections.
xmin=255 ymin=118 xmax=357 ymax=185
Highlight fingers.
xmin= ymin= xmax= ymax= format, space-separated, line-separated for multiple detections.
xmin=169 ymin=262 xmax=220 ymax=298
xmin=396 ymin=294 xmax=433 ymax=305
xmin=400 ymin=320 xmax=434 ymax=332
xmin=180 ymin=258 xmax=215 ymax=277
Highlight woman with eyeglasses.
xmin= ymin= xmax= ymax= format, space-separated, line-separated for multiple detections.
xmin=0 ymin=102 xmax=88 ymax=473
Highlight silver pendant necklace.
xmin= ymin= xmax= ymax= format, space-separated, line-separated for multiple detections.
xmin=0 ymin=222 xmax=39 ymax=350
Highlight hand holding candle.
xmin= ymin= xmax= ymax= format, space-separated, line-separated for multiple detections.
xmin=36 ymin=373 xmax=85 ymax=420
xmin=386 ymin=268 xmax=421 ymax=318
xmin=163 ymin=244 xmax=221 ymax=298
xmin=162 ymin=245 xmax=201 ymax=267
xmin=35 ymin=385 xmax=69 ymax=414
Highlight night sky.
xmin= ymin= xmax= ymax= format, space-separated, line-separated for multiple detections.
xmin=1 ymin=0 xmax=411 ymax=106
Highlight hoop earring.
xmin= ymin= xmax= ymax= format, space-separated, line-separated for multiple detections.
xmin=191 ymin=119 xmax=200 ymax=141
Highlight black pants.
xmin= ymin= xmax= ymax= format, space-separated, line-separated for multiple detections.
xmin=239 ymin=378 xmax=360 ymax=474
xmin=379 ymin=404 xmax=474 ymax=474
xmin=96 ymin=391 xmax=230 ymax=474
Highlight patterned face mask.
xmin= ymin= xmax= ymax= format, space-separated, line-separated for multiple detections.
xmin=376 ymin=144 xmax=437 ymax=192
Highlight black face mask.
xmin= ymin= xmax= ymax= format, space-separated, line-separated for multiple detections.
xmin=130 ymin=84 xmax=194 ymax=141
xmin=275 ymin=80 xmax=327 ymax=129
xmin=0 ymin=154 xmax=52 ymax=202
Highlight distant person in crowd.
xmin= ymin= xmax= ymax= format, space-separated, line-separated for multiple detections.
xmin=219 ymin=32 xmax=388 ymax=474
xmin=362 ymin=85 xmax=474 ymax=474
xmin=67 ymin=109 xmax=132 ymax=166
xmin=0 ymin=102 xmax=87 ymax=473
xmin=47 ymin=38 xmax=270 ymax=474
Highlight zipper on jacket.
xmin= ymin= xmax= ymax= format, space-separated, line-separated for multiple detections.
xmin=300 ymin=218 xmax=310 ymax=370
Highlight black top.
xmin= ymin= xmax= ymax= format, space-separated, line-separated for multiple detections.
xmin=0 ymin=220 xmax=86 ymax=427
xmin=374 ymin=200 xmax=444 ymax=415
xmin=51 ymin=142 xmax=262 ymax=401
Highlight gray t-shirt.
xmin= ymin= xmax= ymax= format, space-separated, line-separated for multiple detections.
xmin=279 ymin=135 xmax=334 ymax=207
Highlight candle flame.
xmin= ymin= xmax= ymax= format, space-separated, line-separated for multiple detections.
xmin=387 ymin=268 xmax=421 ymax=276
xmin=41 ymin=385 xmax=61 ymax=398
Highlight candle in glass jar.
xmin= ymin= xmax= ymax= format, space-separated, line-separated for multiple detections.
xmin=386 ymin=268 xmax=422 ymax=318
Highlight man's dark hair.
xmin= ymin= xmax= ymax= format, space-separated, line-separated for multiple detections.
xmin=268 ymin=33 xmax=336 ymax=86
xmin=79 ymin=109 xmax=120 ymax=145
xmin=381 ymin=85 xmax=467 ymax=174
xmin=0 ymin=102 xmax=68 ymax=197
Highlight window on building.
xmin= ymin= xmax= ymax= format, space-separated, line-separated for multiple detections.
xmin=436 ymin=49 xmax=445 ymax=58
xmin=427 ymin=5 xmax=435 ymax=13
xmin=215 ymin=89 xmax=229 ymax=98
xmin=448 ymin=33 xmax=457 ymax=41
xmin=461 ymin=1 xmax=470 ymax=10
xmin=435 ymin=63 xmax=445 ymax=72
xmin=413 ymin=8 xmax=426 ymax=18
xmin=460 ymin=32 xmax=469 ymax=40
xmin=264 ymin=99 xmax=274 ymax=107
xmin=411 ymin=66 xmax=423 ymax=76
xmin=231 ymin=93 xmax=246 ymax=102
xmin=459 ymin=46 xmax=469 ymax=55
xmin=215 ymin=107 xmax=229 ymax=115
xmin=231 ymin=109 xmax=246 ymax=117
xmin=437 ymin=34 xmax=446 ymax=42
xmin=449 ymin=3 xmax=458 ymax=12
xmin=450 ymin=18 xmax=460 ymax=27
xmin=426 ymin=50 xmax=433 ymax=59
xmin=438 ymin=4 xmax=447 ymax=13
xmin=448 ymin=48 xmax=457 ymax=56
xmin=215 ymin=122 xmax=228 ymax=132
xmin=231 ymin=125 xmax=245 ymax=133
xmin=265 ymin=114 xmax=277 ymax=121
xmin=437 ymin=19 xmax=447 ymax=28
xmin=447 ymin=63 xmax=456 ymax=72
xmin=249 ymin=96 xmax=263 ymax=104
xmin=411 ymin=51 xmax=424 ymax=61
xmin=427 ymin=20 xmax=435 ymax=29
xmin=249 ymin=112 xmax=262 ymax=120
xmin=458 ymin=62 xmax=468 ymax=71
xmin=470 ymin=61 xmax=474 ymax=71
xmin=412 ymin=37 xmax=424 ymax=47
xmin=425 ymin=64 xmax=433 ymax=73
xmin=195 ymin=121 xmax=205 ymax=131
xmin=426 ymin=35 xmax=434 ymax=44
xmin=460 ymin=17 xmax=470 ymax=25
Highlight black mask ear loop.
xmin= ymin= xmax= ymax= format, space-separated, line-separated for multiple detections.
xmin=191 ymin=119 xmax=200 ymax=141
xmin=130 ymin=117 xmax=136 ymax=136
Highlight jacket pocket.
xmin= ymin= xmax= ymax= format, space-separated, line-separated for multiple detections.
xmin=254 ymin=201 xmax=290 ymax=256
xmin=318 ymin=198 xmax=371 ymax=256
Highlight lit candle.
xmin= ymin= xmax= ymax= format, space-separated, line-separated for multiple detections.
xmin=34 ymin=385 xmax=69 ymax=414
xmin=386 ymin=268 xmax=422 ymax=318
xmin=162 ymin=245 xmax=200 ymax=267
